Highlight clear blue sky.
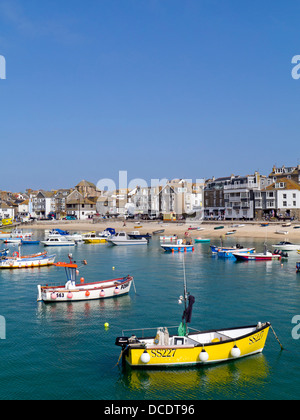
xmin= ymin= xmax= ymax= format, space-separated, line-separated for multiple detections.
xmin=0 ymin=0 xmax=300 ymax=192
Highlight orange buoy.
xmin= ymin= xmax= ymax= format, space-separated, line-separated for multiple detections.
xmin=80 ymin=277 xmax=85 ymax=284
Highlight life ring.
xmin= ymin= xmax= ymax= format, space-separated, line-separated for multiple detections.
xmin=13 ymin=252 xmax=19 ymax=258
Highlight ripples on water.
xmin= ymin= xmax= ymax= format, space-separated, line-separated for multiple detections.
xmin=0 ymin=232 xmax=300 ymax=399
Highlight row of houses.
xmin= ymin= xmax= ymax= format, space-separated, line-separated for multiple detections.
xmin=1 ymin=165 xmax=300 ymax=222
xmin=204 ymin=165 xmax=300 ymax=221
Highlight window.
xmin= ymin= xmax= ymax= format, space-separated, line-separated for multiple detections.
xmin=293 ymin=201 xmax=297 ymax=207
xmin=283 ymin=201 xmax=287 ymax=207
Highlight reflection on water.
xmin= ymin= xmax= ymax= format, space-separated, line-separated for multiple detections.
xmin=36 ymin=295 xmax=133 ymax=322
xmin=116 ymin=354 xmax=270 ymax=400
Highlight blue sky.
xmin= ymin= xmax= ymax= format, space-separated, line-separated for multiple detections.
xmin=0 ymin=0 xmax=300 ymax=192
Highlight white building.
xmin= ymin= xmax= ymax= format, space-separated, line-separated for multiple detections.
xmin=224 ymin=173 xmax=268 ymax=220
xmin=0 ymin=204 xmax=15 ymax=220
xmin=262 ymin=178 xmax=300 ymax=219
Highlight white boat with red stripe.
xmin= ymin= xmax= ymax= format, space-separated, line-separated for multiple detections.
xmin=37 ymin=258 xmax=134 ymax=303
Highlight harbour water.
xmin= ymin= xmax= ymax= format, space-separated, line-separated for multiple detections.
xmin=0 ymin=230 xmax=300 ymax=400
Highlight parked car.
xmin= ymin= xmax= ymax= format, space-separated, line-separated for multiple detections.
xmin=63 ymin=215 xmax=77 ymax=220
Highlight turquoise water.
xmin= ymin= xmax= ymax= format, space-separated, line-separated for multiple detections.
xmin=0 ymin=231 xmax=300 ymax=400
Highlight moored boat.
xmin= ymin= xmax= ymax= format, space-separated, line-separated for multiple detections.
xmin=210 ymin=244 xmax=253 ymax=257
xmin=296 ymin=262 xmax=300 ymax=273
xmin=233 ymin=251 xmax=282 ymax=261
xmin=46 ymin=229 xmax=83 ymax=242
xmin=10 ymin=229 xmax=33 ymax=238
xmin=0 ymin=231 xmax=12 ymax=239
xmin=152 ymin=230 xmax=165 ymax=235
xmin=271 ymin=241 xmax=300 ymax=251
xmin=21 ymin=239 xmax=40 ymax=245
xmin=0 ymin=250 xmax=55 ymax=269
xmin=3 ymin=238 xmax=22 ymax=244
xmin=115 ymin=258 xmax=271 ymax=368
xmin=226 ymin=230 xmax=237 ymax=236
xmin=41 ymin=237 xmax=76 ymax=247
xmin=37 ymin=259 xmax=133 ymax=302
xmin=116 ymin=323 xmax=271 ymax=368
xmin=159 ymin=235 xmax=178 ymax=243
xmin=128 ymin=231 xmax=152 ymax=239
xmin=82 ymin=231 xmax=107 ymax=244
xmin=218 ymin=247 xmax=255 ymax=258
xmin=161 ymin=239 xmax=194 ymax=253
xmin=194 ymin=238 xmax=211 ymax=243
xmin=107 ymin=232 xmax=148 ymax=246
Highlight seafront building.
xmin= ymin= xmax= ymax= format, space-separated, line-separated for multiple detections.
xmin=1 ymin=165 xmax=300 ymax=222
xmin=260 ymin=178 xmax=300 ymax=220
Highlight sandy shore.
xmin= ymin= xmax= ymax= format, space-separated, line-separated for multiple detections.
xmin=26 ymin=220 xmax=300 ymax=241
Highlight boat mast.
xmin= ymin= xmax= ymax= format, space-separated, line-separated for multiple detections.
xmin=183 ymin=254 xmax=188 ymax=335
xmin=183 ymin=254 xmax=188 ymax=312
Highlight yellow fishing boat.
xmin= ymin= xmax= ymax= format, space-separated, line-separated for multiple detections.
xmin=116 ymin=323 xmax=270 ymax=368
xmin=116 ymin=258 xmax=275 ymax=369
xmin=82 ymin=231 xmax=107 ymax=244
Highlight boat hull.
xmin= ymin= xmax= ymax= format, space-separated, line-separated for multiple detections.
xmin=119 ymin=323 xmax=270 ymax=368
xmin=41 ymin=241 xmax=75 ymax=247
xmin=272 ymin=244 xmax=300 ymax=251
xmin=107 ymin=239 xmax=148 ymax=246
xmin=233 ymin=252 xmax=281 ymax=261
xmin=218 ymin=248 xmax=255 ymax=258
xmin=161 ymin=245 xmax=194 ymax=253
xmin=39 ymin=276 xmax=133 ymax=302
xmin=83 ymin=238 xmax=107 ymax=244
xmin=0 ymin=255 xmax=56 ymax=269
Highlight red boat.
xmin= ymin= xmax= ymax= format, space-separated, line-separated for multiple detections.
xmin=233 ymin=251 xmax=282 ymax=261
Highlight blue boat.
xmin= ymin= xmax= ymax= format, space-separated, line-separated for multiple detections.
xmin=21 ymin=240 xmax=40 ymax=245
xmin=49 ymin=229 xmax=69 ymax=236
xmin=128 ymin=231 xmax=152 ymax=239
xmin=161 ymin=239 xmax=194 ymax=253
xmin=210 ymin=245 xmax=233 ymax=254
xmin=0 ymin=248 xmax=9 ymax=257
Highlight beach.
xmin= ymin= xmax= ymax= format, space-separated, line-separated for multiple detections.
xmin=27 ymin=219 xmax=300 ymax=241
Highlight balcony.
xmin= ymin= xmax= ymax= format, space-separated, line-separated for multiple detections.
xmin=224 ymin=183 xmax=258 ymax=190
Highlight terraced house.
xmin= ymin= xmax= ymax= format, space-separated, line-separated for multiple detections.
xmin=260 ymin=178 xmax=300 ymax=220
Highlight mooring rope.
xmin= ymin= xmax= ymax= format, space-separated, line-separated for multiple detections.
xmin=270 ymin=324 xmax=285 ymax=351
